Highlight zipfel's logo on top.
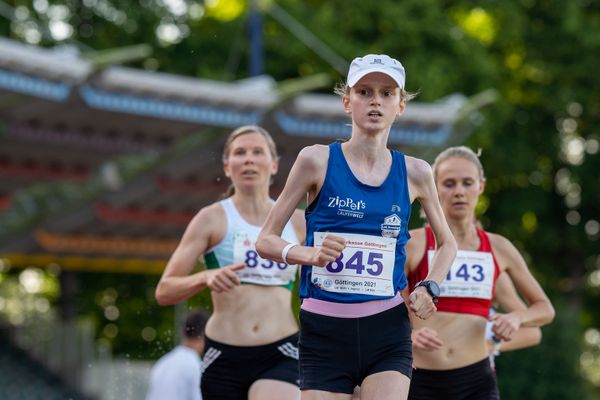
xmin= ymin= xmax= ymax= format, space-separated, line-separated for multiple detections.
xmin=327 ymin=196 xmax=366 ymax=218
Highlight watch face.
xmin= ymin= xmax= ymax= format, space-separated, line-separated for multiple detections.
xmin=428 ymin=281 xmax=440 ymax=297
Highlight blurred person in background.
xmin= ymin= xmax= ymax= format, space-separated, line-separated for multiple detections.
xmin=405 ymin=146 xmax=555 ymax=400
xmin=155 ymin=125 xmax=305 ymax=400
xmin=146 ymin=309 xmax=209 ymax=400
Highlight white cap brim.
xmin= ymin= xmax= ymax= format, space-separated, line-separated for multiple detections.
xmin=348 ymin=67 xmax=405 ymax=89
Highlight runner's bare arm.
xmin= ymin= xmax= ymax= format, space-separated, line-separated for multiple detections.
xmin=291 ymin=208 xmax=307 ymax=245
xmin=494 ymin=271 xmax=527 ymax=312
xmin=406 ymin=157 xmax=457 ymax=285
xmin=155 ymin=205 xmax=244 ymax=305
xmin=257 ymin=145 xmax=345 ymax=267
xmin=491 ymin=273 xmax=542 ymax=350
xmin=492 ymin=233 xmax=554 ymax=328
xmin=405 ymin=157 xmax=456 ymax=319
xmin=403 ymin=228 xmax=427 ymax=322
xmin=404 ymin=228 xmax=426 ymax=276
xmin=497 ymin=327 xmax=542 ymax=352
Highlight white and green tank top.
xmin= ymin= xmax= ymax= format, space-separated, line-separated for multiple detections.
xmin=204 ymin=198 xmax=300 ymax=291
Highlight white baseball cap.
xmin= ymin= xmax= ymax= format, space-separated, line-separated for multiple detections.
xmin=347 ymin=54 xmax=406 ymax=89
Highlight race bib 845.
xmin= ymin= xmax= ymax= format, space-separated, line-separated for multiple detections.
xmin=311 ymin=232 xmax=396 ymax=296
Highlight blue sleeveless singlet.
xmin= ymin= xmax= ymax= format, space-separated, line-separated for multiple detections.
xmin=300 ymin=142 xmax=412 ymax=303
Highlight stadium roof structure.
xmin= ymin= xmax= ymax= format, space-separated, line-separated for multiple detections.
xmin=0 ymin=37 xmax=494 ymax=274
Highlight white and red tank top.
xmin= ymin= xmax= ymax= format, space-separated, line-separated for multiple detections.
xmin=407 ymin=226 xmax=501 ymax=317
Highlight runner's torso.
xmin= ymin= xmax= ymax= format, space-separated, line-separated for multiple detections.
xmin=204 ymin=198 xmax=300 ymax=345
xmin=408 ymin=226 xmax=501 ymax=369
xmin=301 ymin=142 xmax=412 ymax=304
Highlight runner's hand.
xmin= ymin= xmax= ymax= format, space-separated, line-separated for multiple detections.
xmin=408 ymin=286 xmax=437 ymax=319
xmin=412 ymin=327 xmax=443 ymax=351
xmin=311 ymin=234 xmax=346 ymax=267
xmin=204 ymin=263 xmax=245 ymax=293
xmin=490 ymin=312 xmax=521 ymax=341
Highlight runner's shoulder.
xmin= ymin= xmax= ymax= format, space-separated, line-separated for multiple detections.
xmin=296 ymin=144 xmax=329 ymax=171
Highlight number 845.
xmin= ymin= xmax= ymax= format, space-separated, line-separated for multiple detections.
xmin=325 ymin=251 xmax=384 ymax=277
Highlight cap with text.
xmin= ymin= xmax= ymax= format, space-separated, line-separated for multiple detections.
xmin=347 ymin=54 xmax=406 ymax=89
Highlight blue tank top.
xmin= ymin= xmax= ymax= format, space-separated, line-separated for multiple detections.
xmin=301 ymin=142 xmax=412 ymax=303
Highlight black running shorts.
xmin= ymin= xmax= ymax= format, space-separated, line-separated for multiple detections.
xmin=299 ymin=303 xmax=412 ymax=394
xmin=408 ymin=358 xmax=500 ymax=400
xmin=201 ymin=333 xmax=299 ymax=400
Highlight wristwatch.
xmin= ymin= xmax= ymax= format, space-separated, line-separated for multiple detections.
xmin=415 ymin=280 xmax=440 ymax=303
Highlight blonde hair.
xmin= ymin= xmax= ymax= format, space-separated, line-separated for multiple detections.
xmin=220 ymin=125 xmax=279 ymax=198
xmin=432 ymin=146 xmax=486 ymax=182
xmin=334 ymin=81 xmax=418 ymax=103
xmin=418 ymin=146 xmax=485 ymax=222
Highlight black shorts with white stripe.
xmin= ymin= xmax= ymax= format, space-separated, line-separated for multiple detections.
xmin=201 ymin=333 xmax=299 ymax=400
